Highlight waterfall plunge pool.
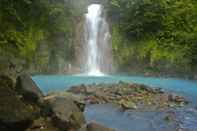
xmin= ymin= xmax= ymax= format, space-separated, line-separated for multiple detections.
xmin=32 ymin=75 xmax=197 ymax=131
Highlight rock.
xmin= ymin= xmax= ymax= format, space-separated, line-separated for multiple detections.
xmin=168 ymin=94 xmax=177 ymax=102
xmin=164 ymin=111 xmax=176 ymax=123
xmin=74 ymin=99 xmax=86 ymax=112
xmin=15 ymin=74 xmax=44 ymax=103
xmin=78 ymin=125 xmax=87 ymax=131
xmin=160 ymin=94 xmax=170 ymax=102
xmin=64 ymin=92 xmax=86 ymax=112
xmin=69 ymin=85 xmax=98 ymax=95
xmin=174 ymin=96 xmax=186 ymax=103
xmin=86 ymin=122 xmax=114 ymax=131
xmin=68 ymin=82 xmax=188 ymax=111
xmin=0 ymin=75 xmax=37 ymax=131
xmin=85 ymin=95 xmax=97 ymax=104
xmin=26 ymin=117 xmax=61 ymax=131
xmin=86 ymin=86 xmax=98 ymax=95
xmin=168 ymin=94 xmax=188 ymax=104
xmin=193 ymin=75 xmax=197 ymax=80
xmin=47 ymin=97 xmax=86 ymax=130
xmin=120 ymin=100 xmax=137 ymax=110
xmin=68 ymin=84 xmax=88 ymax=94
xmin=44 ymin=92 xmax=86 ymax=112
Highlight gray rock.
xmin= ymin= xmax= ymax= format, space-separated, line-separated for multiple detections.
xmin=48 ymin=97 xmax=86 ymax=130
xmin=120 ymin=100 xmax=137 ymax=110
xmin=15 ymin=74 xmax=44 ymax=103
xmin=193 ymin=74 xmax=197 ymax=80
xmin=78 ymin=125 xmax=87 ymax=131
xmin=44 ymin=92 xmax=86 ymax=112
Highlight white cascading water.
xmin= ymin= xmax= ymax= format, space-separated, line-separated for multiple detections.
xmin=83 ymin=4 xmax=112 ymax=76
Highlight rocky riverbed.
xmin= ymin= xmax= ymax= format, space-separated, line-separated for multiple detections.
xmin=67 ymin=82 xmax=189 ymax=111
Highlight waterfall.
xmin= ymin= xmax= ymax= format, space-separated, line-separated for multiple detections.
xmin=83 ymin=4 xmax=112 ymax=76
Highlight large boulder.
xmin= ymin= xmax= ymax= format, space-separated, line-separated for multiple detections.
xmin=0 ymin=75 xmax=37 ymax=131
xmin=44 ymin=92 xmax=86 ymax=112
xmin=15 ymin=74 xmax=44 ymax=103
xmin=47 ymin=97 xmax=86 ymax=131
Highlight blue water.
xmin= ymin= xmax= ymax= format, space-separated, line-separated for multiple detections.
xmin=85 ymin=104 xmax=197 ymax=131
xmin=32 ymin=75 xmax=197 ymax=131
xmin=32 ymin=75 xmax=197 ymax=104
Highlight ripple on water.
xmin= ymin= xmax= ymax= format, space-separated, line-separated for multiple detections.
xmin=85 ymin=104 xmax=197 ymax=131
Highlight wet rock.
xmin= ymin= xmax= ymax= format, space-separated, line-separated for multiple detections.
xmin=15 ymin=74 xmax=44 ymax=103
xmin=120 ymin=100 xmax=137 ymax=110
xmin=86 ymin=122 xmax=114 ymax=131
xmin=0 ymin=75 xmax=37 ymax=131
xmin=174 ymin=96 xmax=186 ymax=103
xmin=47 ymin=97 xmax=86 ymax=130
xmin=168 ymin=94 xmax=178 ymax=101
xmin=159 ymin=94 xmax=170 ymax=102
xmin=168 ymin=94 xmax=188 ymax=105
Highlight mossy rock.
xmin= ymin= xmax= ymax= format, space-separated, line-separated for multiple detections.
xmin=26 ymin=117 xmax=61 ymax=131
xmin=47 ymin=97 xmax=86 ymax=130
xmin=0 ymin=75 xmax=38 ymax=130
xmin=15 ymin=74 xmax=44 ymax=103
xmin=119 ymin=100 xmax=137 ymax=110
xmin=0 ymin=75 xmax=14 ymax=89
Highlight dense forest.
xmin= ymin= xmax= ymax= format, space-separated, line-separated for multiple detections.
xmin=109 ymin=0 xmax=197 ymax=78
xmin=0 ymin=0 xmax=82 ymax=76
xmin=0 ymin=0 xmax=197 ymax=78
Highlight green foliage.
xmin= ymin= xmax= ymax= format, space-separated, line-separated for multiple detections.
xmin=0 ymin=28 xmax=44 ymax=62
xmin=109 ymin=0 xmax=197 ymax=74
xmin=112 ymin=25 xmax=134 ymax=67
xmin=0 ymin=0 xmax=74 ymax=68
